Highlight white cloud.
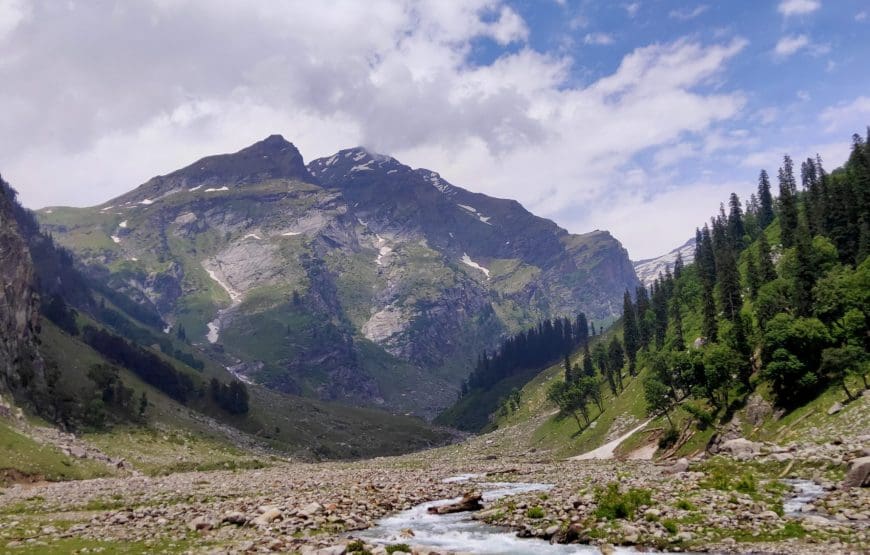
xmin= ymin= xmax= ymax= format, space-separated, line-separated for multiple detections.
xmin=624 ymin=2 xmax=641 ymax=18
xmin=774 ymin=34 xmax=810 ymax=57
xmin=857 ymin=11 xmax=867 ymax=22
xmin=819 ymin=96 xmax=870 ymax=132
xmin=777 ymin=0 xmax=821 ymax=17
xmin=740 ymin=140 xmax=850 ymax=172
xmin=579 ymin=179 xmax=748 ymax=260
xmin=669 ymin=5 xmax=708 ymax=21
xmin=583 ymin=32 xmax=614 ymax=45
xmin=0 ymin=0 xmax=29 ymax=41
xmin=0 ymin=1 xmax=751 ymax=260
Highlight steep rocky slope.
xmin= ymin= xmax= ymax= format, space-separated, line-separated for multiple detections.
xmin=38 ymin=136 xmax=638 ymax=417
xmin=0 ymin=180 xmax=44 ymax=397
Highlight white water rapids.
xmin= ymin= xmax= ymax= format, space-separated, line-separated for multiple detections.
xmin=357 ymin=478 xmax=636 ymax=554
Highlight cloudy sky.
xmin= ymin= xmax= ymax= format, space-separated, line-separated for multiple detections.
xmin=1 ymin=0 xmax=868 ymax=259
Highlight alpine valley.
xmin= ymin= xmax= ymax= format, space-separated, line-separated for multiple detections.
xmin=36 ymin=135 xmax=638 ymax=418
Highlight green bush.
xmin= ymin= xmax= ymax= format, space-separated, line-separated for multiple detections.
xmin=385 ymin=545 xmax=411 ymax=555
xmin=675 ymin=498 xmax=696 ymax=511
xmin=735 ymin=472 xmax=757 ymax=494
xmin=662 ymin=519 xmax=678 ymax=534
xmin=594 ymin=482 xmax=652 ymax=520
xmin=525 ymin=506 xmax=545 ymax=519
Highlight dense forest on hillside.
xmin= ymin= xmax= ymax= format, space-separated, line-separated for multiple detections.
xmin=543 ymin=131 xmax=869 ymax=443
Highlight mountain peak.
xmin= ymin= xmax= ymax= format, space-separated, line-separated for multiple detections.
xmin=110 ymin=135 xmax=316 ymax=204
xmin=308 ymin=147 xmax=406 ymax=186
xmin=168 ymin=134 xmax=311 ymax=184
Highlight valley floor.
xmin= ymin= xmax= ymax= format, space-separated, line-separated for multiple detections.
xmin=1 ymin=398 xmax=868 ymax=555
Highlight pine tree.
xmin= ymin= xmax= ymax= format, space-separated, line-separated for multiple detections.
xmin=757 ymin=231 xmax=777 ymax=284
xmin=635 ymin=286 xmax=652 ymax=348
xmin=564 ymin=353 xmax=574 ymax=383
xmin=622 ymin=290 xmax=640 ymax=376
xmin=673 ymin=251 xmax=684 ymax=280
xmin=696 ymin=225 xmax=718 ymax=341
xmin=716 ymin=240 xmax=743 ymax=322
xmin=670 ymin=295 xmax=685 ymax=352
xmin=793 ymin=220 xmax=816 ymax=317
xmin=583 ymin=343 xmax=595 ymax=377
xmin=757 ymin=169 xmax=775 ymax=230
xmin=778 ymin=155 xmax=799 ymax=249
xmin=727 ymin=193 xmax=745 ymax=250
xmin=746 ymin=248 xmax=760 ymax=300
xmin=607 ymin=337 xmax=625 ymax=392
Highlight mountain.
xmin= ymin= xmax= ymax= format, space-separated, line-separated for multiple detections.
xmin=37 ymin=135 xmax=639 ymax=417
xmin=632 ymin=238 xmax=695 ymax=288
xmin=1 ymin=175 xmax=451 ymax=460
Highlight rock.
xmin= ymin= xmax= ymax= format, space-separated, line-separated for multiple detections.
xmin=313 ymin=546 xmax=346 ymax=555
xmin=300 ymin=501 xmax=324 ymax=517
xmin=664 ymin=458 xmax=689 ymax=474
xmin=187 ymin=516 xmax=213 ymax=531
xmin=68 ymin=445 xmax=87 ymax=459
xmin=827 ymin=402 xmax=844 ymax=415
xmin=545 ymin=525 xmax=559 ymax=537
xmin=427 ymin=492 xmax=483 ymax=514
xmin=676 ymin=531 xmax=694 ymax=542
xmin=222 ymin=511 xmax=247 ymax=525
xmin=720 ymin=438 xmax=763 ymax=459
xmin=620 ymin=523 xmax=640 ymax=544
xmin=841 ymin=456 xmax=870 ymax=488
xmin=254 ymin=507 xmax=283 ymax=525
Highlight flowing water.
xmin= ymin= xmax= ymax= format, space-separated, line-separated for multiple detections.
xmin=782 ymin=479 xmax=826 ymax=516
xmin=357 ymin=478 xmax=636 ymax=554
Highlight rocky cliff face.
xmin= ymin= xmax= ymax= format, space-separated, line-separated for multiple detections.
xmin=38 ymin=136 xmax=639 ymax=417
xmin=0 ymin=179 xmax=45 ymax=396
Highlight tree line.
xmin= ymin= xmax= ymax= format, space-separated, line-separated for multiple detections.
xmin=461 ymin=313 xmax=596 ymax=397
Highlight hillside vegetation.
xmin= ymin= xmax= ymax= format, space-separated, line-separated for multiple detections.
xmin=448 ymin=131 xmax=869 ymax=459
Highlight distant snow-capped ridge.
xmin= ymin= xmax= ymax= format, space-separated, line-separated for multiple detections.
xmin=633 ymin=238 xmax=695 ymax=288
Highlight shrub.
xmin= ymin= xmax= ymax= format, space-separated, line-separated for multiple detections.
xmin=662 ymin=519 xmax=678 ymax=534
xmin=675 ymin=499 xmax=696 ymax=511
xmin=525 ymin=506 xmax=545 ymax=519
xmin=594 ymin=482 xmax=652 ymax=520
xmin=385 ymin=545 xmax=411 ymax=554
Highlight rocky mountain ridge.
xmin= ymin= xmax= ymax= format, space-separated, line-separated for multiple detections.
xmin=632 ymin=238 xmax=695 ymax=288
xmin=37 ymin=135 xmax=639 ymax=417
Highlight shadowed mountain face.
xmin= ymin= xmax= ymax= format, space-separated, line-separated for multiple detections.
xmin=38 ymin=136 xmax=638 ymax=418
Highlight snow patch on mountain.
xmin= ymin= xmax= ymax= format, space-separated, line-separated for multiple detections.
xmin=633 ymin=238 xmax=695 ymax=288
xmin=457 ymin=204 xmax=492 ymax=225
xmin=461 ymin=253 xmax=490 ymax=278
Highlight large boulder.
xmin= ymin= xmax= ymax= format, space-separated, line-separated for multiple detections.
xmin=719 ymin=438 xmax=763 ymax=459
xmin=841 ymin=456 xmax=870 ymax=488
xmin=427 ymin=492 xmax=483 ymax=514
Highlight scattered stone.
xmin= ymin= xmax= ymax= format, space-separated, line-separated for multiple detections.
xmin=828 ymin=402 xmax=844 ymax=416
xmin=841 ymin=456 xmax=870 ymax=488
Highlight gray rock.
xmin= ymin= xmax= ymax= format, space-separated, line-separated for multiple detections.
xmin=720 ymin=438 xmax=763 ymax=458
xmin=827 ymin=402 xmax=844 ymax=415
xmin=664 ymin=458 xmax=690 ymax=474
xmin=841 ymin=456 xmax=870 ymax=488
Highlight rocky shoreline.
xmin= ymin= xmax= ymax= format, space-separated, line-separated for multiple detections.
xmin=0 ymin=433 xmax=867 ymax=554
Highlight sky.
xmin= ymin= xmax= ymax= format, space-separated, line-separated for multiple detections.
xmin=1 ymin=0 xmax=868 ymax=259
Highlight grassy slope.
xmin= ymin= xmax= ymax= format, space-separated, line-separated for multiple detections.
xmin=0 ymin=420 xmax=111 ymax=484
xmin=32 ymin=318 xmax=452 ymax=475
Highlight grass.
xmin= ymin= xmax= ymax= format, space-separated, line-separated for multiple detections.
xmin=0 ymin=421 xmax=112 ymax=485
xmin=525 ymin=506 xmax=545 ymax=519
